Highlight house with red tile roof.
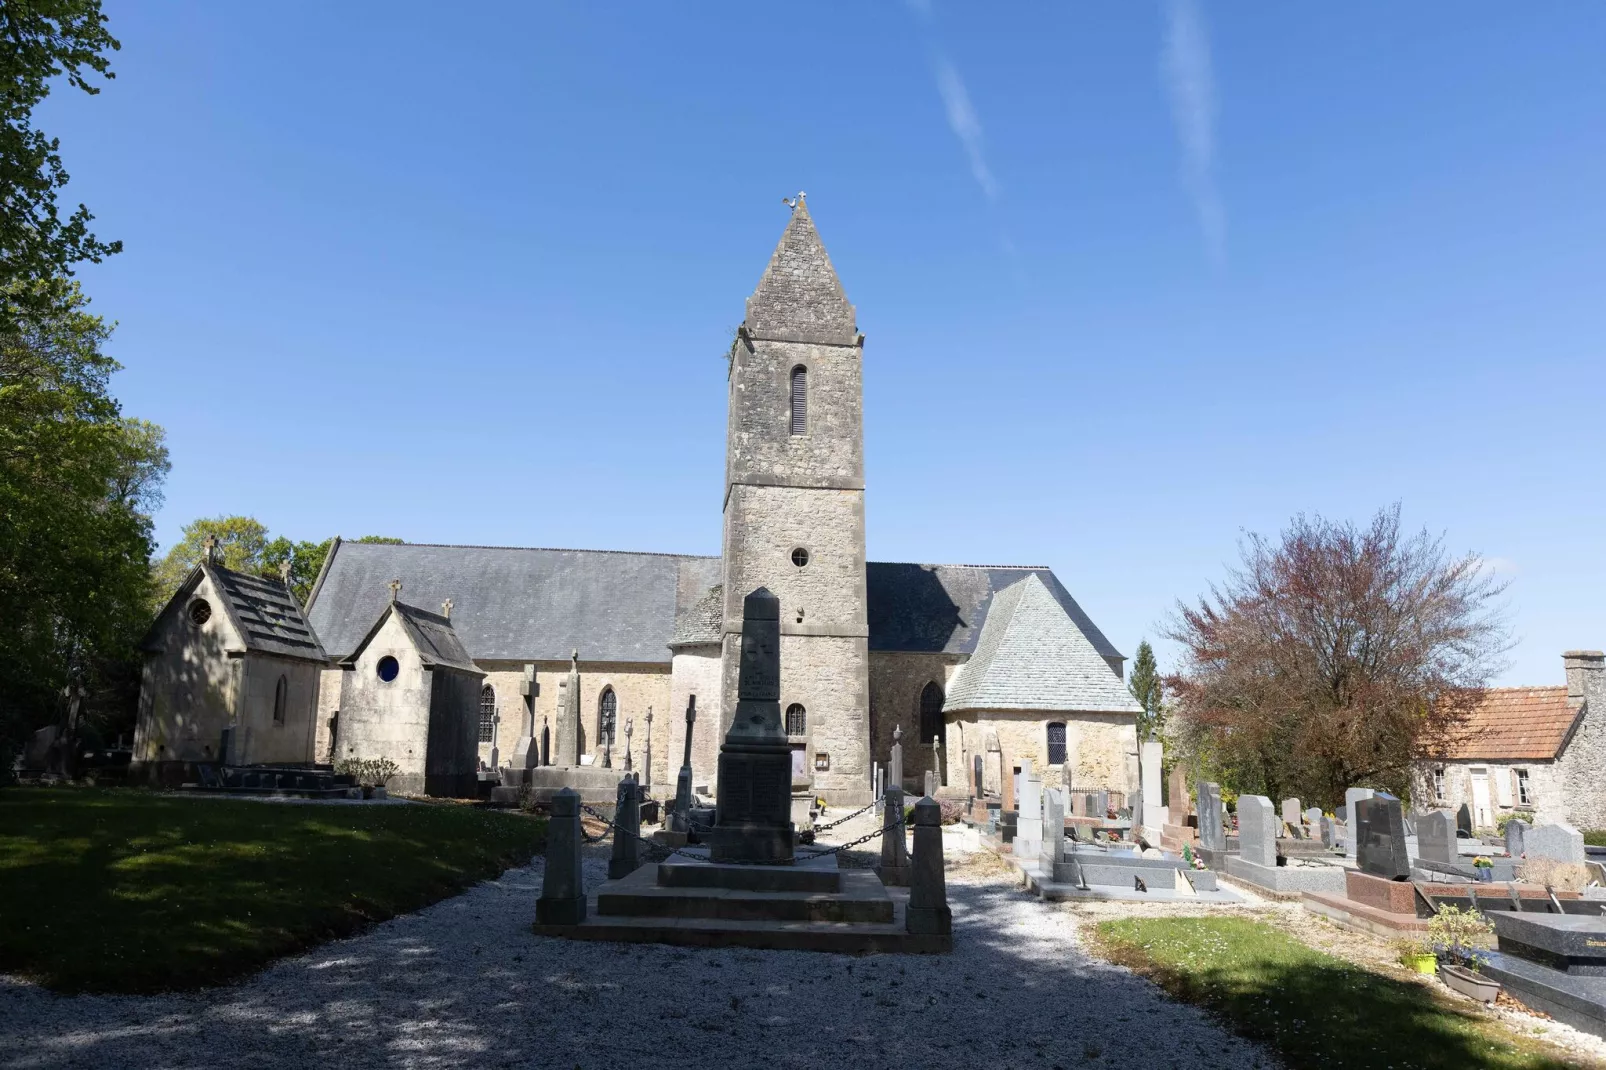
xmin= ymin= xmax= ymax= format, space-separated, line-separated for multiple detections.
xmin=1414 ymin=650 xmax=1605 ymax=831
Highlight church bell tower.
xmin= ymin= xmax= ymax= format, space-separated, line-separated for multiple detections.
xmin=720 ymin=195 xmax=870 ymax=805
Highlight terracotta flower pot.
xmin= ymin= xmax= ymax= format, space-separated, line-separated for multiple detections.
xmin=1440 ymin=963 xmax=1500 ymax=1003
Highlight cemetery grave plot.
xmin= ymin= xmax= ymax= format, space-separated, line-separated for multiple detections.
xmin=0 ymin=787 xmax=545 ymax=992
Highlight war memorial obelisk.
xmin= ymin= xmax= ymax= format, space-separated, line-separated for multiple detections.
xmin=709 ymin=587 xmax=796 ymax=864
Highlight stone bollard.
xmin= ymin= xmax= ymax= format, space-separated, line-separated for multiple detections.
xmin=537 ymin=787 xmax=586 ymax=925
xmin=877 ymin=785 xmax=911 ymax=887
xmin=608 ymin=774 xmax=642 ymax=880
xmin=905 ymin=796 xmax=951 ymax=936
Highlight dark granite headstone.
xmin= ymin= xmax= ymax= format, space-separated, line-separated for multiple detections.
xmin=709 ymin=588 xmax=795 ymax=864
xmin=1492 ymin=912 xmax=1606 ymax=976
xmin=1357 ymin=795 xmax=1411 ymax=880
xmin=973 ymin=755 xmax=984 ymax=799
xmin=1456 ymin=803 xmax=1474 ymax=836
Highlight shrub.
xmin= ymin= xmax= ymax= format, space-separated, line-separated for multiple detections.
xmin=1428 ymin=904 xmax=1494 ymax=970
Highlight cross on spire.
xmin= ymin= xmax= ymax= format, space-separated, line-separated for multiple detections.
xmin=441 ymin=598 xmax=453 ymax=619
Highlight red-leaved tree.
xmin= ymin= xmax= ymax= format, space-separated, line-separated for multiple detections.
xmin=1165 ymin=505 xmax=1510 ymax=806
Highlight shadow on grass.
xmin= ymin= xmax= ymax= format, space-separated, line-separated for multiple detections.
xmin=0 ymin=787 xmax=545 ymax=993
xmin=1093 ymin=916 xmax=1579 ymax=1070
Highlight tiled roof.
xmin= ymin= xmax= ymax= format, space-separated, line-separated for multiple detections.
xmin=942 ymin=573 xmax=1143 ymax=715
xmin=1435 ymin=686 xmax=1581 ymax=761
xmin=339 ymin=601 xmax=479 ymax=674
xmin=142 ymin=563 xmax=326 ymax=662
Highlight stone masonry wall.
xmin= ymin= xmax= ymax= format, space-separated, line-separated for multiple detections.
xmin=721 ymin=485 xmax=866 ymax=636
xmin=336 ymin=612 xmax=433 ymax=788
xmin=725 ymin=337 xmax=863 ymax=492
xmin=868 ymin=651 xmax=965 ymax=792
xmin=475 ymin=661 xmax=671 ymax=773
xmin=1411 ymin=760 xmax=1561 ymax=827
xmin=668 ymin=647 xmax=723 ymax=795
xmin=947 ymin=710 xmax=1136 ymax=795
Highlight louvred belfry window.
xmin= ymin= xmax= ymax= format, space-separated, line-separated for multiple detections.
xmin=790 ymin=366 xmax=807 ymax=435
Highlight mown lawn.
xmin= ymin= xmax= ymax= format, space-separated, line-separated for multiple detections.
xmin=1091 ymin=916 xmax=1583 ymax=1070
xmin=0 ymin=787 xmax=545 ymax=993
xmin=1584 ymin=830 xmax=1606 ymax=848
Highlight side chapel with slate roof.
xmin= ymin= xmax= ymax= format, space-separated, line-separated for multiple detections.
xmin=140 ymin=196 xmax=1144 ymax=802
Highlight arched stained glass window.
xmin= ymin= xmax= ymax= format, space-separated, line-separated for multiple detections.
xmin=479 ymin=685 xmax=497 ymax=743
xmin=790 ymin=365 xmax=807 ymax=435
xmin=599 ymin=688 xmax=617 ymax=746
xmin=273 ymin=675 xmax=288 ymax=726
xmin=919 ymin=681 xmax=944 ymax=745
xmin=786 ymin=703 xmax=807 ymax=736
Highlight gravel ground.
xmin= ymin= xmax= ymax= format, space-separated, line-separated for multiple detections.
xmin=0 ymin=819 xmax=1278 ymax=1070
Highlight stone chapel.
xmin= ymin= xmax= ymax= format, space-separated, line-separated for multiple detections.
xmin=139 ymin=197 xmax=1143 ymax=803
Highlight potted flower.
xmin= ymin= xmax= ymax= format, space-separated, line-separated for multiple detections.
xmin=364 ymin=758 xmax=398 ymax=800
xmin=1471 ymin=856 xmax=1494 ymax=881
xmin=1430 ymin=905 xmax=1499 ymax=1002
xmin=1396 ymin=938 xmax=1438 ymax=976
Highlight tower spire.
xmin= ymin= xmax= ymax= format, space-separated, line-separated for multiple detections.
xmin=744 ymin=194 xmax=856 ymax=346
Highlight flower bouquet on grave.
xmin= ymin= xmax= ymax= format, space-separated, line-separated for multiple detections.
xmin=1471 ymin=856 xmax=1494 ymax=881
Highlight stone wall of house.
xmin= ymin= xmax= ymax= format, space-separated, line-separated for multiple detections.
xmin=1559 ymin=652 xmax=1606 ymax=830
xmin=946 ymin=710 xmax=1136 ymax=796
xmin=1410 ymin=760 xmax=1560 ymax=827
xmin=336 ymin=612 xmax=435 ymax=792
xmin=232 ymin=652 xmax=322 ymax=767
xmin=867 ymin=651 xmax=964 ymax=792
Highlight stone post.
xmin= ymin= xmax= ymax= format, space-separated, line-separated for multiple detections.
xmin=608 ymin=775 xmax=642 ymax=879
xmin=1016 ymin=759 xmax=1043 ymax=859
xmin=623 ymin=718 xmax=633 ymax=773
xmin=877 ymin=784 xmax=911 ymax=886
xmin=710 ymin=588 xmax=795 ymax=864
xmin=890 ymin=724 xmax=904 ymax=789
xmin=536 ymin=787 xmax=586 ymax=924
xmin=554 ymin=651 xmax=581 ymax=767
xmin=906 ymin=797 xmax=951 ymax=936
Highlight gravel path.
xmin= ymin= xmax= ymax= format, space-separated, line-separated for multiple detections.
xmin=0 ymin=831 xmax=1277 ymax=1070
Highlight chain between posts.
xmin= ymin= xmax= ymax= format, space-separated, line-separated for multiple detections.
xmin=576 ymin=802 xmax=905 ymax=865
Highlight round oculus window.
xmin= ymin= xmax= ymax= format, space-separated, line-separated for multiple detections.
xmin=791 ymin=547 xmax=810 ymax=567
xmin=188 ymin=598 xmax=212 ymax=626
xmin=376 ymin=655 xmax=400 ymax=682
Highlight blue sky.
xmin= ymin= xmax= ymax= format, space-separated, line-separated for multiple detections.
xmin=45 ymin=2 xmax=1606 ymax=685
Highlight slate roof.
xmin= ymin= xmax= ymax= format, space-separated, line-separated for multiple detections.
xmin=339 ymin=601 xmax=479 ymax=674
xmin=306 ymin=541 xmax=721 ymax=664
xmin=942 ymin=573 xmax=1143 ymax=715
xmin=1435 ymin=687 xmax=1582 ymax=761
xmin=305 ymin=543 xmax=1127 ymax=670
xmin=143 ymin=562 xmax=326 ymax=662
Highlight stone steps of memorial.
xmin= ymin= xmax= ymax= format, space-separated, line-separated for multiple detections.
xmin=596 ymin=863 xmax=893 ymax=923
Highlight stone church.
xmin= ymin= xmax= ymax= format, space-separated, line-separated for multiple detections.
xmin=141 ymin=197 xmax=1143 ymax=804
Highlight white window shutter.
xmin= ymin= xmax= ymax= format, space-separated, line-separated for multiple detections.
xmin=1494 ymin=768 xmax=1514 ymax=806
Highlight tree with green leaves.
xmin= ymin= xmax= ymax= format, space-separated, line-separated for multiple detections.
xmin=1128 ymin=639 xmax=1164 ymax=743
xmin=0 ymin=278 xmax=164 ymax=759
xmin=0 ymin=0 xmax=122 ymax=326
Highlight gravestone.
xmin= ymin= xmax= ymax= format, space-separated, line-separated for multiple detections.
xmin=1506 ymin=817 xmax=1530 ymax=859
xmin=1456 ymin=803 xmax=1474 ymax=836
xmin=1417 ymin=810 xmax=1457 ymax=866
xmin=554 ymin=652 xmax=581 ymax=767
xmin=1320 ymin=814 xmax=1336 ymax=849
xmin=973 ymin=755 xmax=984 ymax=800
xmin=536 ymin=788 xmax=586 ymax=924
xmin=1139 ymin=740 xmax=1162 ymax=829
xmin=710 ymin=589 xmax=795 ymax=864
xmin=1528 ymin=823 xmax=1586 ymax=865
xmin=1344 ymin=787 xmax=1375 ymax=859
xmin=906 ymin=798 xmax=952 ymax=936
xmin=1198 ymin=782 xmax=1225 ymax=851
xmin=1168 ymin=766 xmax=1189 ymax=814
xmin=1281 ymin=798 xmax=1303 ymax=827
xmin=1131 ymin=779 xmax=1144 ymax=834
xmin=1238 ymin=795 xmax=1277 ymax=868
xmin=1001 ymin=756 xmax=1015 ymax=813
xmin=668 ymin=696 xmax=697 ymax=835
xmin=1304 ymin=806 xmax=1322 ymax=827
xmin=608 ymin=775 xmax=643 ymax=879
xmin=877 ymin=784 xmax=910 ymax=886
xmin=1040 ymin=787 xmax=1066 ymax=871
xmin=1093 ymin=789 xmax=1109 ymax=820
xmin=1015 ymin=760 xmax=1043 ymax=859
xmin=1356 ymin=795 xmax=1411 ymax=880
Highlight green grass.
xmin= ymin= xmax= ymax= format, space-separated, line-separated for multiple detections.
xmin=1583 ymin=830 xmax=1606 ymax=848
xmin=1091 ymin=916 xmax=1581 ymax=1070
xmin=0 ymin=787 xmax=546 ymax=993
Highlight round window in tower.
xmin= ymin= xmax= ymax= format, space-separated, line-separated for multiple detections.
xmin=791 ymin=547 xmax=810 ymax=568
xmin=376 ymin=655 xmax=400 ymax=682
xmin=188 ymin=598 xmax=212 ymax=626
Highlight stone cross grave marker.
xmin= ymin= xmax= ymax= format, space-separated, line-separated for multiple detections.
xmin=1238 ymin=795 xmax=1277 ymax=868
xmin=669 ymin=695 xmax=696 ymax=835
